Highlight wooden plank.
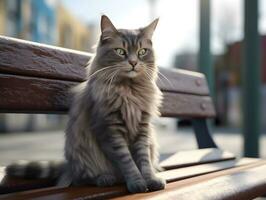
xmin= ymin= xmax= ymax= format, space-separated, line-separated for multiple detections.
xmin=0 ymin=148 xmax=234 ymax=194
xmin=0 ymin=74 xmax=75 ymax=114
xmin=0 ymin=158 xmax=262 ymax=200
xmin=0 ymin=74 xmax=215 ymax=118
xmin=161 ymin=92 xmax=216 ymax=118
xmin=158 ymin=158 xmax=256 ymax=183
xmin=0 ymin=185 xmax=127 ymax=200
xmin=160 ymin=148 xmax=235 ymax=170
xmin=158 ymin=68 xmax=209 ymax=95
xmin=167 ymin=165 xmax=266 ymax=200
xmin=112 ymin=159 xmax=266 ymax=200
xmin=0 ymin=178 xmax=55 ymax=195
xmin=0 ymin=36 xmax=91 ymax=82
xmin=0 ymin=36 xmax=209 ymax=95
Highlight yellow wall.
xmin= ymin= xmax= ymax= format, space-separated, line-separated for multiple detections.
xmin=1 ymin=2 xmax=92 ymax=51
xmin=57 ymin=5 xmax=90 ymax=51
xmin=0 ymin=1 xmax=6 ymax=35
xmin=20 ymin=0 xmax=31 ymax=40
xmin=0 ymin=0 xmax=31 ymax=38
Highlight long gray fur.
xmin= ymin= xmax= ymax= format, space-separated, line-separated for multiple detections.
xmin=6 ymin=15 xmax=165 ymax=193
xmin=64 ymin=15 xmax=165 ymax=193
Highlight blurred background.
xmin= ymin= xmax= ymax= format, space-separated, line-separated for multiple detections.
xmin=0 ymin=0 xmax=265 ymax=164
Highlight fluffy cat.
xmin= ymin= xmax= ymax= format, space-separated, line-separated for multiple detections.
xmin=6 ymin=15 xmax=165 ymax=193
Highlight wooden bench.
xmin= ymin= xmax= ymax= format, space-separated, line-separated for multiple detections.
xmin=0 ymin=35 xmax=266 ymax=199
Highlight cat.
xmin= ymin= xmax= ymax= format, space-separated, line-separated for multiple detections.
xmin=6 ymin=15 xmax=165 ymax=193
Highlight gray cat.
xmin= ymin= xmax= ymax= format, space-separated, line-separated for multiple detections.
xmin=6 ymin=15 xmax=165 ymax=193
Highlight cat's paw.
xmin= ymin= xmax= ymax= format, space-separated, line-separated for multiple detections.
xmin=126 ymin=178 xmax=148 ymax=193
xmin=96 ymin=174 xmax=117 ymax=187
xmin=146 ymin=177 xmax=166 ymax=191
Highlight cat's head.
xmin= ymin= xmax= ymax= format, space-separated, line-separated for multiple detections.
xmin=94 ymin=15 xmax=158 ymax=81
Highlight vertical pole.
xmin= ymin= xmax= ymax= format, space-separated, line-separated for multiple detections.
xmin=243 ymin=0 xmax=261 ymax=157
xmin=199 ymin=0 xmax=214 ymax=132
xmin=0 ymin=115 xmax=7 ymax=133
xmin=199 ymin=0 xmax=213 ymax=97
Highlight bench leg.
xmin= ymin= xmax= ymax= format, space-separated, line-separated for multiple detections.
xmin=192 ymin=119 xmax=218 ymax=149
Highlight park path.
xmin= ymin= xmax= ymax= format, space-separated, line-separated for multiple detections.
xmin=1 ymin=127 xmax=266 ymax=165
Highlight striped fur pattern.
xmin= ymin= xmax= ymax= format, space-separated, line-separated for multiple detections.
xmin=5 ymin=15 xmax=165 ymax=193
xmin=6 ymin=160 xmax=65 ymax=179
xmin=64 ymin=16 xmax=165 ymax=193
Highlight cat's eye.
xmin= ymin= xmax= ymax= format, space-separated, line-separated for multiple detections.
xmin=138 ymin=48 xmax=147 ymax=56
xmin=115 ymin=48 xmax=126 ymax=56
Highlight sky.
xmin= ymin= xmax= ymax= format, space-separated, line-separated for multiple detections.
xmin=60 ymin=0 xmax=266 ymax=67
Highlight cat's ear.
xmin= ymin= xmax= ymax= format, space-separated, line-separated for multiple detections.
xmin=101 ymin=15 xmax=118 ymax=33
xmin=141 ymin=18 xmax=159 ymax=38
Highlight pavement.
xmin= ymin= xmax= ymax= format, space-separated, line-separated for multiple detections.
xmin=1 ymin=125 xmax=266 ymax=166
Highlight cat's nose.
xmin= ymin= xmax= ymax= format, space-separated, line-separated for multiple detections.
xmin=129 ymin=60 xmax=137 ymax=68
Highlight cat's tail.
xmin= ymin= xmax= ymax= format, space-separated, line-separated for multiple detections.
xmin=5 ymin=160 xmax=65 ymax=179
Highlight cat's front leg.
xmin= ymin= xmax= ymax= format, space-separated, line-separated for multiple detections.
xmin=96 ymin=130 xmax=147 ymax=193
xmin=131 ymin=125 xmax=166 ymax=191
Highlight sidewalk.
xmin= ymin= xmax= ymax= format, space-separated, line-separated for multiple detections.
xmin=0 ymin=127 xmax=266 ymax=165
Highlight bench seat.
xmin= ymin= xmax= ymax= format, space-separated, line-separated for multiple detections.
xmin=1 ymin=148 xmax=266 ymax=200
xmin=0 ymin=36 xmax=266 ymax=199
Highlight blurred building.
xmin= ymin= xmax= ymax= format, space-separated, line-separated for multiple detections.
xmin=56 ymin=5 xmax=91 ymax=51
xmin=0 ymin=0 xmax=93 ymax=132
xmin=215 ymin=35 xmax=266 ymax=129
xmin=0 ymin=0 xmax=56 ymax=44
xmin=173 ymin=37 xmax=266 ymax=130
xmin=87 ymin=23 xmax=99 ymax=52
xmin=0 ymin=1 xmax=6 ymax=34
xmin=0 ymin=0 xmax=95 ymax=49
xmin=0 ymin=0 xmax=30 ymax=38
xmin=224 ymin=36 xmax=266 ymax=85
xmin=174 ymin=52 xmax=197 ymax=71
xmin=30 ymin=0 xmax=56 ymax=44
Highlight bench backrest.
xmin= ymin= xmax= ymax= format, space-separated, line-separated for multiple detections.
xmin=0 ymin=36 xmax=216 ymax=119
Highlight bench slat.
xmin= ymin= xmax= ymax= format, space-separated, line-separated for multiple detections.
xmin=0 ymin=36 xmax=90 ymax=82
xmin=113 ymin=160 xmax=266 ymax=200
xmin=160 ymin=148 xmax=235 ymax=170
xmin=162 ymin=92 xmax=216 ymax=118
xmin=0 ymin=148 xmax=231 ymax=195
xmin=0 ymin=148 xmax=234 ymax=194
xmin=0 ymin=158 xmax=262 ymax=200
xmin=0 ymin=36 xmax=209 ymax=96
xmin=158 ymin=68 xmax=209 ymax=95
xmin=0 ymin=74 xmax=74 ymax=114
xmin=158 ymin=158 xmax=256 ymax=183
xmin=0 ymin=74 xmax=215 ymax=118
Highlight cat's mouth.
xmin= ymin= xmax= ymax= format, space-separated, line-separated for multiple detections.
xmin=127 ymin=70 xmax=138 ymax=78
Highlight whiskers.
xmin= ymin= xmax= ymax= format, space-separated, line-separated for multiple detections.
xmin=145 ymin=65 xmax=173 ymax=88
xmin=87 ymin=65 xmax=120 ymax=97
xmin=142 ymin=67 xmax=155 ymax=83
xmin=87 ymin=66 xmax=118 ymax=81
xmin=107 ymin=70 xmax=119 ymax=97
xmin=143 ymin=70 xmax=154 ymax=83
